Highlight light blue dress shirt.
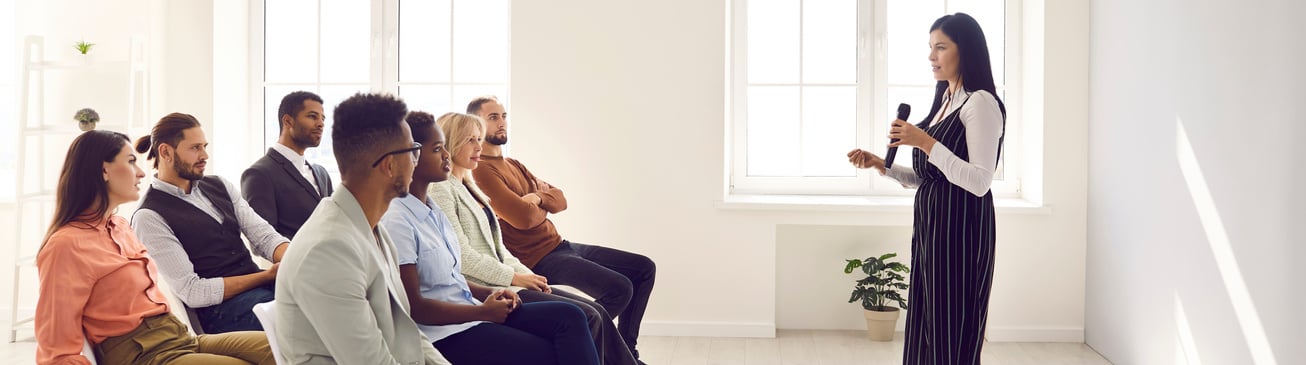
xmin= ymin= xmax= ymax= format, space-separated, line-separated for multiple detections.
xmin=380 ymin=194 xmax=485 ymax=342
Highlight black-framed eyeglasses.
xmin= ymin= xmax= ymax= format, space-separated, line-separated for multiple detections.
xmin=372 ymin=142 xmax=423 ymax=168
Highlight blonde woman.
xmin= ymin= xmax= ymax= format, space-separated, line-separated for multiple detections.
xmin=429 ymin=112 xmax=638 ymax=365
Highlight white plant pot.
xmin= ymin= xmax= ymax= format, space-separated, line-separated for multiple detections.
xmin=863 ymin=307 xmax=900 ymax=341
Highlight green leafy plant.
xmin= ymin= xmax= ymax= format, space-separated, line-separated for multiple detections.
xmin=844 ymin=252 xmax=909 ymax=312
xmin=74 ymin=108 xmax=100 ymax=131
xmin=74 ymin=40 xmax=95 ymax=55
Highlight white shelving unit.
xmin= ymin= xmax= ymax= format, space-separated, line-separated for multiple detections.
xmin=9 ymin=35 xmax=150 ymax=342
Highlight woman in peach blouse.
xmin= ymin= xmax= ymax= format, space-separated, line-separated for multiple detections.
xmin=35 ymin=130 xmax=273 ymax=365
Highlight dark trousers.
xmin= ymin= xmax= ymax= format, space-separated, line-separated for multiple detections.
xmin=433 ymin=301 xmax=599 ymax=365
xmin=532 ymin=241 xmax=656 ymax=356
xmin=519 ymin=287 xmax=639 ymax=365
xmin=194 ymin=285 xmax=275 ymax=334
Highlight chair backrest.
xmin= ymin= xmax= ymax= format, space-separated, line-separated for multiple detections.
xmin=252 ymin=301 xmax=285 ymax=365
xmin=81 ymin=334 xmax=98 ymax=365
xmin=154 ymin=276 xmax=202 ymax=335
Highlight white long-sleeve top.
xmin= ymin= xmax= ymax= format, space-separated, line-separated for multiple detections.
xmin=884 ymin=88 xmax=1004 ymax=197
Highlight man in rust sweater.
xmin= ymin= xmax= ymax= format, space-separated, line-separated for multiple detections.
xmin=467 ymin=96 xmax=656 ymax=362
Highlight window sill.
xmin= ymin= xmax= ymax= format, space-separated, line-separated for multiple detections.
xmin=717 ymin=194 xmax=1050 ymax=215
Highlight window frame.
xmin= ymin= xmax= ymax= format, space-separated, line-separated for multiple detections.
xmin=249 ymin=0 xmax=510 ymax=181
xmin=728 ymin=0 xmax=1024 ymax=199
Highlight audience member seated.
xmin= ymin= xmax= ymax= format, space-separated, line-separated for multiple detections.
xmin=36 ymin=130 xmax=274 ymax=365
xmin=242 ymin=91 xmax=335 ymax=240
xmin=274 ymin=93 xmax=450 ymax=364
xmin=380 ymin=110 xmax=599 ymax=365
xmin=467 ymin=96 xmax=657 ymax=362
xmin=130 ymin=113 xmax=288 ymax=334
xmin=427 ymin=111 xmax=639 ymax=365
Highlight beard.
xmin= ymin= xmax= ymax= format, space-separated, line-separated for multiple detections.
xmin=293 ymin=128 xmax=322 ymax=148
xmin=486 ymin=133 xmax=508 ymax=146
xmin=172 ymin=152 xmax=205 ymax=181
xmin=393 ymin=176 xmax=410 ymax=198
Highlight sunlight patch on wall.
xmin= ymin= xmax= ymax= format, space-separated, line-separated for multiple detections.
xmin=1174 ymin=293 xmax=1202 ymax=364
xmin=1176 ymin=118 xmax=1277 ymax=365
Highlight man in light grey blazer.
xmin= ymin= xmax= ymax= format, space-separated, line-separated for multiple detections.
xmin=275 ymin=92 xmax=449 ymax=365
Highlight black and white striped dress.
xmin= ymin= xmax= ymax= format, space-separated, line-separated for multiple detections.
xmin=900 ymin=92 xmax=1002 ymax=365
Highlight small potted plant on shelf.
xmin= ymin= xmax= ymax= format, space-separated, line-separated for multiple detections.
xmin=844 ymin=252 xmax=909 ymax=341
xmin=74 ymin=108 xmax=100 ymax=131
xmin=74 ymin=40 xmax=95 ymax=64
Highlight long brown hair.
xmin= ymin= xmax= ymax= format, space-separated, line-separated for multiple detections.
xmin=42 ymin=130 xmax=132 ymax=248
xmin=134 ymin=112 xmax=201 ymax=168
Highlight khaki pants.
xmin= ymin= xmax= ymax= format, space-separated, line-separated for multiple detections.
xmin=95 ymin=314 xmax=274 ymax=365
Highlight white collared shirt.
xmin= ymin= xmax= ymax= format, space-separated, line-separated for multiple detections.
xmin=884 ymin=88 xmax=1005 ymax=197
xmin=271 ymin=143 xmax=320 ymax=193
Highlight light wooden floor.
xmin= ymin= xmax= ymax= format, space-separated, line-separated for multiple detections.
xmin=636 ymin=330 xmax=1113 ymax=365
xmin=0 ymin=328 xmax=1112 ymax=364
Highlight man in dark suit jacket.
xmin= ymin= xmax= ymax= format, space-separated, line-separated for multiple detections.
xmin=242 ymin=91 xmax=334 ymax=239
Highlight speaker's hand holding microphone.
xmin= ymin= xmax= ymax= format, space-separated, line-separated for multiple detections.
xmin=887 ymin=103 xmax=937 ymax=158
xmin=883 ymin=103 xmax=912 ymax=169
xmin=848 ymin=103 xmax=911 ymax=175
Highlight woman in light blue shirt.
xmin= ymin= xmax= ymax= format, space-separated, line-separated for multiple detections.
xmin=380 ymin=111 xmax=599 ymax=365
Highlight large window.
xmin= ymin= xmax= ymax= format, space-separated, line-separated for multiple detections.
xmin=730 ymin=0 xmax=1018 ymax=197
xmin=257 ymin=0 xmax=509 ymax=178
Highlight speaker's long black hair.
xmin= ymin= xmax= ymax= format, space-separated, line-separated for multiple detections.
xmin=920 ymin=13 xmax=1006 ymax=165
xmin=920 ymin=13 xmax=1007 ymax=125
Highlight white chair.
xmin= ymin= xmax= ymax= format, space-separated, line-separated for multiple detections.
xmin=252 ymin=301 xmax=285 ymax=365
xmin=81 ymin=334 xmax=98 ymax=365
xmin=155 ymin=277 xmax=202 ymax=335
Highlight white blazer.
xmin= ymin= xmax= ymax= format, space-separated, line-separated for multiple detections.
xmin=274 ymin=185 xmax=451 ymax=365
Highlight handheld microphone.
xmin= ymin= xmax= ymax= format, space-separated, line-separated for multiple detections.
xmin=883 ymin=103 xmax=911 ymax=169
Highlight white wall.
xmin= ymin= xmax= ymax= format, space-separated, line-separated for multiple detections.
xmin=1087 ymin=0 xmax=1305 ymax=364
xmin=1 ymin=0 xmax=229 ymax=326
xmin=3 ymin=0 xmax=157 ymax=320
xmin=510 ymin=0 xmax=1091 ymax=340
xmin=1 ymin=0 xmax=16 ymax=200
xmin=156 ymin=0 xmax=217 ymax=169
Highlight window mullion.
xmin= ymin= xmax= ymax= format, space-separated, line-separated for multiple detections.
xmin=729 ymin=0 xmax=748 ymax=193
xmin=448 ymin=0 xmax=457 ymax=110
xmin=869 ymin=0 xmax=894 ymax=195
xmin=318 ymin=0 xmax=325 ymax=89
xmin=375 ymin=0 xmax=397 ymax=93
xmin=796 ymin=0 xmax=805 ymax=179
xmin=250 ymin=1 xmax=267 ymax=150
xmin=856 ymin=0 xmax=875 ymax=194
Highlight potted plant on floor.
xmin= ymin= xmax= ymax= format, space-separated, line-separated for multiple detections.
xmin=844 ymin=252 xmax=909 ymax=341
